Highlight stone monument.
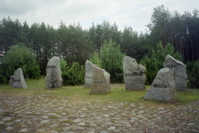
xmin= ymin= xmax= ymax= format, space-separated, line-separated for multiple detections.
xmin=84 ymin=60 xmax=94 ymax=87
xmin=45 ymin=56 xmax=62 ymax=88
xmin=9 ymin=68 xmax=28 ymax=88
xmin=163 ymin=54 xmax=187 ymax=90
xmin=90 ymin=66 xmax=110 ymax=94
xmin=123 ymin=56 xmax=146 ymax=90
xmin=144 ymin=68 xmax=176 ymax=102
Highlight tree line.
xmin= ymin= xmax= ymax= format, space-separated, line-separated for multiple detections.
xmin=0 ymin=5 xmax=199 ymax=87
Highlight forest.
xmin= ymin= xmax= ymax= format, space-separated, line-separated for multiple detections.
xmin=0 ymin=5 xmax=199 ymax=88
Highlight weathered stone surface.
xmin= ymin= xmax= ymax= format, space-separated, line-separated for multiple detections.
xmin=123 ymin=56 xmax=146 ymax=90
xmin=145 ymin=68 xmax=176 ymax=102
xmin=45 ymin=57 xmax=62 ymax=88
xmin=163 ymin=54 xmax=187 ymax=89
xmin=84 ymin=60 xmax=94 ymax=87
xmin=9 ymin=68 xmax=28 ymax=88
xmin=90 ymin=66 xmax=110 ymax=94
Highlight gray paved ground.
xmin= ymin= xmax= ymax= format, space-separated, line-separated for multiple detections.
xmin=0 ymin=91 xmax=199 ymax=133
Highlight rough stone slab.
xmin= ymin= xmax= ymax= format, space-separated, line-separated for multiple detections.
xmin=123 ymin=56 xmax=146 ymax=90
xmin=163 ymin=54 xmax=187 ymax=89
xmin=45 ymin=56 xmax=62 ymax=88
xmin=84 ymin=60 xmax=94 ymax=87
xmin=9 ymin=68 xmax=28 ymax=88
xmin=90 ymin=66 xmax=110 ymax=94
xmin=145 ymin=68 xmax=176 ymax=102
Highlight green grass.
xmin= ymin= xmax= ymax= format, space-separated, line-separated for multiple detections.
xmin=0 ymin=78 xmax=199 ymax=105
xmin=176 ymin=90 xmax=199 ymax=104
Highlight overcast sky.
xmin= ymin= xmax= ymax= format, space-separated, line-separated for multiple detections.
xmin=0 ymin=0 xmax=198 ymax=33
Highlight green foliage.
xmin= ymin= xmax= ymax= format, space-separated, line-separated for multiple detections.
xmin=120 ymin=27 xmax=147 ymax=61
xmin=90 ymin=39 xmax=125 ymax=83
xmin=187 ymin=60 xmax=199 ymax=88
xmin=61 ymin=59 xmax=84 ymax=85
xmin=0 ymin=43 xmax=40 ymax=83
xmin=140 ymin=42 xmax=182 ymax=84
xmin=1 ymin=7 xmax=199 ymax=77
xmin=89 ymin=51 xmax=101 ymax=67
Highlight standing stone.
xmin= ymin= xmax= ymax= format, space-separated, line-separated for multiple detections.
xmin=144 ymin=68 xmax=176 ymax=102
xmin=90 ymin=66 xmax=110 ymax=94
xmin=9 ymin=68 xmax=28 ymax=88
xmin=163 ymin=54 xmax=187 ymax=90
xmin=45 ymin=57 xmax=62 ymax=88
xmin=84 ymin=60 xmax=94 ymax=87
xmin=123 ymin=56 xmax=146 ymax=90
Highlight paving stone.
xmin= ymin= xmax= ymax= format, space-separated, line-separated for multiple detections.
xmin=15 ymin=119 xmax=22 ymax=122
xmin=36 ymin=128 xmax=45 ymax=132
xmin=49 ymin=124 xmax=59 ymax=128
xmin=50 ymin=130 xmax=59 ymax=133
xmin=73 ymin=118 xmax=81 ymax=123
xmin=6 ymin=126 xmax=14 ymax=130
xmin=19 ymin=128 xmax=28 ymax=132
xmin=40 ymin=119 xmax=50 ymax=123
xmin=0 ymin=90 xmax=199 ymax=133
xmin=3 ymin=117 xmax=12 ymax=121
xmin=108 ymin=126 xmax=116 ymax=130
xmin=100 ymin=131 xmax=109 ymax=133
xmin=77 ymin=122 xmax=85 ymax=126
xmin=0 ymin=121 xmax=4 ymax=124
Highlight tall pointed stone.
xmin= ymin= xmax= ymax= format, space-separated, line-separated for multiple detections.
xmin=145 ymin=68 xmax=176 ymax=102
xmin=163 ymin=55 xmax=187 ymax=90
xmin=9 ymin=68 xmax=28 ymax=88
xmin=45 ymin=57 xmax=62 ymax=88
xmin=90 ymin=66 xmax=110 ymax=94
xmin=84 ymin=60 xmax=94 ymax=87
xmin=123 ymin=56 xmax=146 ymax=90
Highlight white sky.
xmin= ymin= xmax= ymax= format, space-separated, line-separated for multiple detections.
xmin=0 ymin=0 xmax=198 ymax=33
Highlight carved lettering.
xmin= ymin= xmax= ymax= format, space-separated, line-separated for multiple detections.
xmin=124 ymin=72 xmax=145 ymax=76
xmin=153 ymin=84 xmax=167 ymax=88
xmin=14 ymin=80 xmax=21 ymax=82
xmin=93 ymin=81 xmax=106 ymax=84
xmin=47 ymin=66 xmax=56 ymax=68
xmin=166 ymin=65 xmax=176 ymax=68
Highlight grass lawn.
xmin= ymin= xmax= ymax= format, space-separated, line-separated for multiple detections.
xmin=0 ymin=78 xmax=199 ymax=106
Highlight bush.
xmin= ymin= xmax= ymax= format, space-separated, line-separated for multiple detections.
xmin=0 ymin=43 xmax=40 ymax=83
xmin=61 ymin=59 xmax=84 ymax=85
xmin=187 ymin=60 xmax=199 ymax=88
xmin=140 ymin=42 xmax=182 ymax=84
xmin=90 ymin=39 xmax=125 ymax=83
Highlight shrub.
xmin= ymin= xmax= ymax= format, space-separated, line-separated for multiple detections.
xmin=187 ymin=60 xmax=199 ymax=88
xmin=0 ymin=43 xmax=40 ymax=83
xmin=140 ymin=42 xmax=182 ymax=84
xmin=61 ymin=59 xmax=84 ymax=85
xmin=90 ymin=39 xmax=125 ymax=83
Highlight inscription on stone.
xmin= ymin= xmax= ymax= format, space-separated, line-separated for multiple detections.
xmin=93 ymin=81 xmax=106 ymax=84
xmin=47 ymin=66 xmax=56 ymax=68
xmin=166 ymin=65 xmax=176 ymax=68
xmin=14 ymin=80 xmax=21 ymax=82
xmin=124 ymin=72 xmax=145 ymax=76
xmin=153 ymin=84 xmax=167 ymax=88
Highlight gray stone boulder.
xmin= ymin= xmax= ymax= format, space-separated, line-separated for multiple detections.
xmin=90 ymin=66 xmax=110 ymax=94
xmin=45 ymin=57 xmax=62 ymax=88
xmin=9 ymin=68 xmax=28 ymax=88
xmin=84 ymin=60 xmax=94 ymax=87
xmin=144 ymin=68 xmax=176 ymax=102
xmin=163 ymin=54 xmax=187 ymax=90
xmin=123 ymin=56 xmax=146 ymax=90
